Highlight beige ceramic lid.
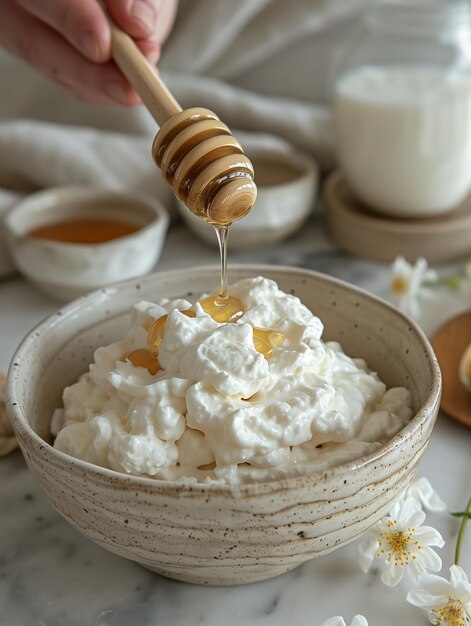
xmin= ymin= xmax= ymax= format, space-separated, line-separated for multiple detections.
xmin=324 ymin=171 xmax=471 ymax=262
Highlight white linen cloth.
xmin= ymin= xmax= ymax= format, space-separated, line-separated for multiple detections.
xmin=0 ymin=0 xmax=367 ymax=277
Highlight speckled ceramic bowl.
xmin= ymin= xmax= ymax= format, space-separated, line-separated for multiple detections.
xmin=7 ymin=266 xmax=441 ymax=586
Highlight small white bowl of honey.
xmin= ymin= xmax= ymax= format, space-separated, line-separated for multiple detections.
xmin=4 ymin=186 xmax=169 ymax=301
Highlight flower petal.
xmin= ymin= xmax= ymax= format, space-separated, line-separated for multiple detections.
xmin=388 ymin=499 xmax=402 ymax=519
xmin=406 ymin=509 xmax=427 ymax=529
xmin=406 ymin=477 xmax=446 ymax=512
xmin=397 ymin=498 xmax=425 ymax=526
xmin=401 ymin=495 xmax=423 ymax=512
xmin=413 ymin=526 xmax=445 ymax=548
xmin=416 ymin=546 xmax=442 ymax=573
xmin=382 ymin=563 xmax=404 ymax=587
xmin=450 ymin=565 xmax=471 ymax=589
xmin=416 ymin=572 xmax=455 ymax=597
xmin=392 ymin=257 xmax=410 ymax=279
xmin=456 ymin=586 xmax=471 ymax=605
xmin=357 ymin=535 xmax=378 ymax=573
xmin=407 ymin=589 xmax=448 ymax=610
xmin=351 ymin=616 xmax=369 ymax=626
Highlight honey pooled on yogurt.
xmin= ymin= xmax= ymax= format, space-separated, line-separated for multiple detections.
xmin=126 ymin=349 xmax=161 ymax=375
xmin=144 ymin=295 xmax=285 ymax=366
xmin=147 ymin=309 xmax=196 ymax=353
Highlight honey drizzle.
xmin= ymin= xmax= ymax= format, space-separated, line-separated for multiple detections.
xmin=252 ymin=328 xmax=285 ymax=360
xmin=126 ymin=349 xmax=161 ymax=375
xmin=195 ymin=224 xmax=246 ymax=323
xmin=215 ymin=224 xmax=229 ymax=301
xmin=139 ymin=226 xmax=287 ymax=371
xmin=199 ymin=294 xmax=244 ymax=323
xmin=147 ymin=309 xmax=196 ymax=354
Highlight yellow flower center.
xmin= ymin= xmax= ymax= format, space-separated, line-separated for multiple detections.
xmin=432 ymin=601 xmax=469 ymax=626
xmin=391 ymin=276 xmax=409 ymax=295
xmin=377 ymin=520 xmax=418 ymax=566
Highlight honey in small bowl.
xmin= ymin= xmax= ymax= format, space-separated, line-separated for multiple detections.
xmin=4 ymin=187 xmax=170 ymax=300
xmin=27 ymin=218 xmax=141 ymax=244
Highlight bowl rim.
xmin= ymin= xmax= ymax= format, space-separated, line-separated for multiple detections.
xmin=6 ymin=264 xmax=441 ymax=495
xmin=4 ymin=185 xmax=170 ymax=251
xmin=244 ymin=145 xmax=318 ymax=188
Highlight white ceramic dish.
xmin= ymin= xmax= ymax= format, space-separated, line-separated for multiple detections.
xmin=7 ymin=265 xmax=441 ymax=586
xmin=4 ymin=186 xmax=169 ymax=301
xmin=176 ymin=138 xmax=318 ymax=249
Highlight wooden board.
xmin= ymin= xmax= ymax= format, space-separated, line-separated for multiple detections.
xmin=431 ymin=310 xmax=471 ymax=428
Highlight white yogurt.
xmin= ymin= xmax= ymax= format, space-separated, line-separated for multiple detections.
xmin=335 ymin=65 xmax=471 ymax=216
xmin=52 ymin=277 xmax=412 ymax=484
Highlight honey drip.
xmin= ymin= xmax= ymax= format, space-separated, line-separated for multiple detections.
xmin=126 ymin=349 xmax=161 ymax=375
xmin=215 ymin=225 xmax=229 ymax=299
xmin=199 ymin=293 xmax=244 ymax=323
xmin=145 ymin=304 xmax=285 ymax=365
xmin=195 ymin=224 xmax=246 ymax=324
xmin=139 ymin=276 xmax=286 ymax=377
xmin=252 ymin=327 xmax=285 ymax=360
xmin=147 ymin=309 xmax=196 ymax=353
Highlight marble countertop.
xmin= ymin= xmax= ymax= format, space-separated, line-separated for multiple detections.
xmin=1 ymin=217 xmax=470 ymax=626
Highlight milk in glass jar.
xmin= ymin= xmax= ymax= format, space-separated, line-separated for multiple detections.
xmin=334 ymin=0 xmax=471 ymax=217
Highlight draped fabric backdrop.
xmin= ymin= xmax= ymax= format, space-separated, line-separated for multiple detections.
xmin=0 ymin=0 xmax=367 ymax=276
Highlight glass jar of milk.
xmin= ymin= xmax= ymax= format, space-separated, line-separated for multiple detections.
xmin=334 ymin=0 xmax=471 ymax=217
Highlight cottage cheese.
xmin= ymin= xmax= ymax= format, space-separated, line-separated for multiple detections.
xmin=52 ymin=277 xmax=413 ymax=483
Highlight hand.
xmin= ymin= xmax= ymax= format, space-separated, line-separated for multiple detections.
xmin=0 ymin=0 xmax=178 ymax=106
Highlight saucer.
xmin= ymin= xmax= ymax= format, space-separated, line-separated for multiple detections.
xmin=324 ymin=171 xmax=471 ymax=262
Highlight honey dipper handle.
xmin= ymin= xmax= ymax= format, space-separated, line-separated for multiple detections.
xmin=104 ymin=10 xmax=182 ymax=125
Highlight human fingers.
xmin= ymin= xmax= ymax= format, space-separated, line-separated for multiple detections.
xmin=70 ymin=43 xmax=161 ymax=107
xmin=106 ymin=0 xmax=160 ymax=39
xmin=0 ymin=2 xmax=141 ymax=105
xmin=136 ymin=38 xmax=161 ymax=66
xmin=13 ymin=0 xmax=111 ymax=62
xmin=13 ymin=0 xmax=162 ymax=66
xmin=107 ymin=0 xmax=178 ymax=46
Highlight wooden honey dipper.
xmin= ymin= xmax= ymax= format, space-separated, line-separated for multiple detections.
xmin=103 ymin=9 xmax=257 ymax=226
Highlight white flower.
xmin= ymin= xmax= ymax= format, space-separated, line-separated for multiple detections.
xmin=390 ymin=256 xmax=437 ymax=318
xmin=407 ymin=565 xmax=471 ymax=625
xmin=320 ymin=616 xmax=369 ymax=626
xmin=357 ymin=497 xmax=444 ymax=587
xmin=403 ymin=477 xmax=447 ymax=513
